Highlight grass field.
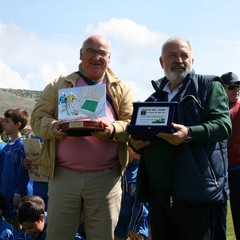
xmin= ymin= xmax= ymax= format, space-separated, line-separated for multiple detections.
xmin=227 ymin=203 xmax=236 ymax=240
xmin=126 ymin=203 xmax=236 ymax=240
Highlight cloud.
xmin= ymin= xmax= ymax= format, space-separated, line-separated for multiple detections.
xmin=0 ymin=23 xmax=75 ymax=90
xmin=0 ymin=23 xmax=37 ymax=46
xmin=88 ymin=18 xmax=167 ymax=47
xmin=86 ymin=18 xmax=166 ymax=100
xmin=37 ymin=62 xmax=69 ymax=87
xmin=0 ymin=58 xmax=30 ymax=89
xmin=0 ymin=23 xmax=37 ymax=66
xmin=0 ymin=18 xmax=164 ymax=100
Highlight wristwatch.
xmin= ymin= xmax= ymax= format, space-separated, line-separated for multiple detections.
xmin=185 ymin=127 xmax=193 ymax=142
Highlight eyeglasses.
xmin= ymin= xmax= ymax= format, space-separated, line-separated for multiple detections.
xmin=226 ymin=84 xmax=240 ymax=90
xmin=83 ymin=48 xmax=109 ymax=57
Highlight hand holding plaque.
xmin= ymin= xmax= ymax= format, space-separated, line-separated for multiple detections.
xmin=127 ymin=101 xmax=178 ymax=140
xmin=58 ymin=85 xmax=107 ymax=136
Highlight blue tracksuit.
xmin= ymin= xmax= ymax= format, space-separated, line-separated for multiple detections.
xmin=14 ymin=225 xmax=47 ymax=240
xmin=0 ymin=216 xmax=16 ymax=239
xmin=0 ymin=141 xmax=7 ymax=188
xmin=0 ymin=137 xmax=29 ymax=218
xmin=0 ymin=141 xmax=6 ymax=150
xmin=114 ymin=161 xmax=149 ymax=238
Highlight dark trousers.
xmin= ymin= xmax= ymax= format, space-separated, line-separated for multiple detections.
xmin=212 ymin=201 xmax=227 ymax=240
xmin=148 ymin=190 xmax=217 ymax=240
xmin=229 ymin=169 xmax=240 ymax=240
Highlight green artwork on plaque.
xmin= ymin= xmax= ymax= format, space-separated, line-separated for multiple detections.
xmin=81 ymin=99 xmax=98 ymax=112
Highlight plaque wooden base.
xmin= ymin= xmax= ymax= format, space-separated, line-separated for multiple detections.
xmin=60 ymin=121 xmax=107 ymax=136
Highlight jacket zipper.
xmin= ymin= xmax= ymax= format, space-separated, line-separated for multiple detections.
xmin=208 ymin=161 xmax=219 ymax=187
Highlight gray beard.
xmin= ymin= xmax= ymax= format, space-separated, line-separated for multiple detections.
xmin=165 ymin=70 xmax=188 ymax=84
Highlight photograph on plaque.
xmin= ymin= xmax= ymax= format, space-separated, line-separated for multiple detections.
xmin=127 ymin=101 xmax=178 ymax=140
xmin=58 ymin=84 xmax=107 ymax=136
xmin=23 ymin=138 xmax=48 ymax=182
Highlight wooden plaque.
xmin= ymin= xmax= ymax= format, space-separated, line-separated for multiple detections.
xmin=60 ymin=120 xmax=107 ymax=136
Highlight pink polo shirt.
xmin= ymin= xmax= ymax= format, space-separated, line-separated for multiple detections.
xmin=56 ymin=76 xmax=119 ymax=172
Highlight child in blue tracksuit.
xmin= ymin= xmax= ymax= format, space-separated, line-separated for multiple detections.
xmin=0 ymin=115 xmax=7 ymax=150
xmin=0 ymin=193 xmax=17 ymax=240
xmin=15 ymin=195 xmax=47 ymax=240
xmin=0 ymin=115 xmax=7 ymax=191
xmin=114 ymin=146 xmax=150 ymax=240
xmin=0 ymin=108 xmax=30 ymax=230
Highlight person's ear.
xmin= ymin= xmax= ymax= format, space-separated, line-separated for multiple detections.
xmin=0 ymin=209 xmax=3 ymax=216
xmin=107 ymin=53 xmax=111 ymax=64
xmin=159 ymin=56 xmax=164 ymax=69
xmin=39 ymin=213 xmax=45 ymax=223
xmin=80 ymin=49 xmax=83 ymax=61
xmin=16 ymin=121 xmax=22 ymax=129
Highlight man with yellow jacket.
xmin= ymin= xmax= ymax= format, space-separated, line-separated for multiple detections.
xmin=31 ymin=34 xmax=134 ymax=240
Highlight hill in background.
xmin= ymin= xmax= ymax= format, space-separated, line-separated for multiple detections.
xmin=0 ymin=88 xmax=42 ymax=118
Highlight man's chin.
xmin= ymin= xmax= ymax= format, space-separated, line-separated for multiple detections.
xmin=166 ymin=71 xmax=187 ymax=82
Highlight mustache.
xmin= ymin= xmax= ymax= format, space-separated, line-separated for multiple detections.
xmin=171 ymin=63 xmax=185 ymax=69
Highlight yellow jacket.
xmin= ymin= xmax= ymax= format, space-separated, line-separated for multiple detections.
xmin=31 ymin=66 xmax=134 ymax=178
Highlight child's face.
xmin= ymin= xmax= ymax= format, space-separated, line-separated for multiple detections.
xmin=21 ymin=218 xmax=44 ymax=237
xmin=3 ymin=117 xmax=19 ymax=135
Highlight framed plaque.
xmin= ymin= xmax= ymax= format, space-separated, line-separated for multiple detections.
xmin=127 ymin=101 xmax=178 ymax=140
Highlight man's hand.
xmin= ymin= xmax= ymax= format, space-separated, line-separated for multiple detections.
xmin=128 ymin=231 xmax=145 ymax=240
xmin=156 ymin=123 xmax=189 ymax=145
xmin=13 ymin=195 xmax=21 ymax=207
xmin=129 ymin=136 xmax=150 ymax=150
xmin=92 ymin=122 xmax=114 ymax=140
xmin=52 ymin=121 xmax=68 ymax=140
xmin=23 ymin=157 xmax=32 ymax=169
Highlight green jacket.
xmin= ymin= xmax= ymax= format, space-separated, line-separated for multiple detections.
xmin=31 ymin=66 xmax=134 ymax=178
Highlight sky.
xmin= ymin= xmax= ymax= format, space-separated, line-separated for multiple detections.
xmin=1 ymin=0 xmax=240 ymax=101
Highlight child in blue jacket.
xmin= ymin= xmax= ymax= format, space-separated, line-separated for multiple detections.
xmin=0 ymin=115 xmax=7 ymax=190
xmin=114 ymin=146 xmax=150 ymax=240
xmin=0 ymin=115 xmax=6 ymax=150
xmin=15 ymin=195 xmax=47 ymax=240
xmin=0 ymin=108 xmax=30 ymax=230
xmin=0 ymin=193 xmax=16 ymax=239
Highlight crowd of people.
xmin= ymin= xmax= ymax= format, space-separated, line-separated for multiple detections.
xmin=0 ymin=34 xmax=240 ymax=240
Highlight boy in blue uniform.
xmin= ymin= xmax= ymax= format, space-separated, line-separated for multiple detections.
xmin=15 ymin=195 xmax=47 ymax=240
xmin=114 ymin=146 xmax=150 ymax=240
xmin=0 ymin=115 xmax=7 ymax=150
xmin=0 ymin=115 xmax=7 ymax=190
xmin=0 ymin=193 xmax=16 ymax=239
xmin=0 ymin=108 xmax=30 ymax=230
